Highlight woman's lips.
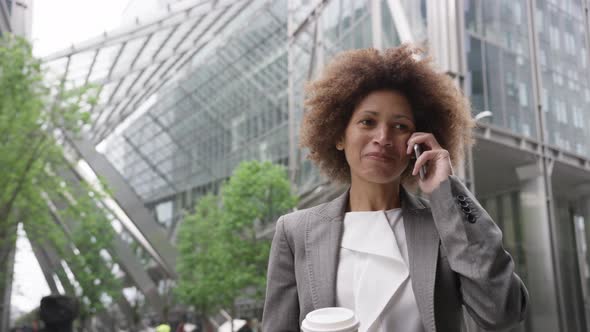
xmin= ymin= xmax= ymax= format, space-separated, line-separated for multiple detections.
xmin=364 ymin=152 xmax=395 ymax=162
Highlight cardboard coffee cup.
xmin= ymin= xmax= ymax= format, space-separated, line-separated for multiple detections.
xmin=301 ymin=307 xmax=360 ymax=332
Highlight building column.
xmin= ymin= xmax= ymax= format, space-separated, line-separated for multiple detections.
xmin=553 ymin=195 xmax=587 ymax=331
xmin=578 ymin=194 xmax=590 ymax=327
xmin=516 ymin=161 xmax=560 ymax=331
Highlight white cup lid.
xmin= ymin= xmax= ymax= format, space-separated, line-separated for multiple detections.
xmin=301 ymin=307 xmax=360 ymax=332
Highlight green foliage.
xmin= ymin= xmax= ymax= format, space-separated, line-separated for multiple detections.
xmin=221 ymin=161 xmax=297 ymax=297
xmin=176 ymin=161 xmax=297 ymax=315
xmin=0 ymin=34 xmax=118 ymax=320
xmin=176 ymin=194 xmax=228 ymax=315
xmin=57 ymin=180 xmax=121 ymax=320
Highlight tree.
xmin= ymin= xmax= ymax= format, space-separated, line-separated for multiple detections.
xmin=221 ymin=161 xmax=298 ymax=300
xmin=176 ymin=194 xmax=228 ymax=322
xmin=55 ymin=179 xmax=121 ymax=330
xmin=176 ymin=161 xmax=297 ymax=324
xmin=0 ymin=34 xmax=120 ymax=328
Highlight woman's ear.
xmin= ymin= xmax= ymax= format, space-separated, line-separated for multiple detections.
xmin=336 ymin=141 xmax=344 ymax=151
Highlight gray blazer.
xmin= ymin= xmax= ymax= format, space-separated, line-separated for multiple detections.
xmin=262 ymin=176 xmax=528 ymax=332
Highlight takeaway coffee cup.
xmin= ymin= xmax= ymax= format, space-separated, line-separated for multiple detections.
xmin=301 ymin=307 xmax=360 ymax=332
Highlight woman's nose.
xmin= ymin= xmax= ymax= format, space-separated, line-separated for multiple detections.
xmin=373 ymin=126 xmax=393 ymax=146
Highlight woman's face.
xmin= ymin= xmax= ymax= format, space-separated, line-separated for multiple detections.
xmin=337 ymin=90 xmax=416 ymax=185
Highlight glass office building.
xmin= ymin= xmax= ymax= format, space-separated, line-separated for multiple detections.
xmin=37 ymin=0 xmax=590 ymax=330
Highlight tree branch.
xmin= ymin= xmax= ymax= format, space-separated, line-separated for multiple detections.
xmin=0 ymin=135 xmax=46 ymax=224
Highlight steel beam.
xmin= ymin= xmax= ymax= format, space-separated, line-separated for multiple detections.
xmin=84 ymin=48 xmax=100 ymax=87
xmin=91 ymin=1 xmax=248 ymax=140
xmin=23 ymin=222 xmax=77 ymax=296
xmin=93 ymin=1 xmax=254 ymax=143
xmin=45 ymin=187 xmax=163 ymax=319
xmin=90 ymin=55 xmax=181 ymax=139
xmin=31 ymin=233 xmax=138 ymax=329
xmin=371 ymin=0 xmax=384 ymax=50
xmin=387 ymin=0 xmax=414 ymax=43
xmin=151 ymin=22 xmax=182 ymax=61
xmin=111 ymin=237 xmax=164 ymax=313
xmin=167 ymin=0 xmax=252 ymax=73
xmin=65 ymin=133 xmax=178 ymax=278
xmin=89 ymin=42 xmax=128 ymax=125
xmin=28 ymin=242 xmax=60 ymax=294
xmin=123 ymin=134 xmax=178 ymax=193
xmin=130 ymin=34 xmax=154 ymax=70
xmin=40 ymin=1 xmax=230 ymax=61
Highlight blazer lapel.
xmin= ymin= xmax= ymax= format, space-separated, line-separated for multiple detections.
xmin=305 ymin=186 xmax=440 ymax=332
xmin=305 ymin=190 xmax=348 ymax=309
xmin=402 ymin=188 xmax=440 ymax=332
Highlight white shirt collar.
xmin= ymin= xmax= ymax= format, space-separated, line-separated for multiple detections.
xmin=340 ymin=210 xmax=410 ymax=331
xmin=341 ymin=210 xmax=404 ymax=262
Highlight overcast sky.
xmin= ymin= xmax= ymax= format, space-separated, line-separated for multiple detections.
xmin=10 ymin=0 xmax=132 ymax=317
xmin=32 ymin=0 xmax=130 ymax=57
xmin=10 ymin=225 xmax=48 ymax=317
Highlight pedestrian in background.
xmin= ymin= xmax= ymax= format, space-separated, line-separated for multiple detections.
xmin=39 ymin=295 xmax=79 ymax=332
xmin=156 ymin=322 xmax=171 ymax=332
xmin=236 ymin=318 xmax=253 ymax=332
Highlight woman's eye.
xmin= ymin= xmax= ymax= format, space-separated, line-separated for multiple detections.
xmin=359 ymin=119 xmax=374 ymax=126
xmin=393 ymin=124 xmax=409 ymax=130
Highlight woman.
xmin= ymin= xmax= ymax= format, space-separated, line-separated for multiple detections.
xmin=262 ymin=45 xmax=528 ymax=332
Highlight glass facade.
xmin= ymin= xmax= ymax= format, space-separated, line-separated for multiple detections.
xmin=481 ymin=193 xmax=534 ymax=332
xmin=0 ymin=0 xmax=12 ymax=36
xmin=536 ymin=0 xmax=590 ymax=156
xmin=321 ymin=0 xmax=373 ymax=56
xmin=465 ymin=0 xmax=537 ymax=138
xmin=103 ymin=0 xmax=289 ymax=206
xmin=397 ymin=0 xmax=428 ymax=43
xmin=465 ymin=0 xmax=590 ymax=157
xmin=464 ymin=1 xmax=590 ymax=330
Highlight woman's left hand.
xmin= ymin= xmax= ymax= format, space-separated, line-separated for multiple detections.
xmin=406 ymin=132 xmax=453 ymax=194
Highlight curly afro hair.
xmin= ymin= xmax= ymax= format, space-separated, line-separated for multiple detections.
xmin=299 ymin=44 xmax=475 ymax=184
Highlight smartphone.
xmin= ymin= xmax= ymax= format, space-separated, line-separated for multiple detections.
xmin=413 ymin=144 xmax=427 ymax=180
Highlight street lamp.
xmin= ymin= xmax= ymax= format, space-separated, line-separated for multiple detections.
xmin=475 ymin=110 xmax=493 ymax=121
xmin=464 ymin=110 xmax=493 ymax=194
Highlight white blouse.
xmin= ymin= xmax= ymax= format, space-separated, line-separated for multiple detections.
xmin=336 ymin=209 xmax=425 ymax=332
